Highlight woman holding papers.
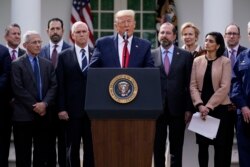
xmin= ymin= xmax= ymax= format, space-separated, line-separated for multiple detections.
xmin=190 ymin=32 xmax=234 ymax=167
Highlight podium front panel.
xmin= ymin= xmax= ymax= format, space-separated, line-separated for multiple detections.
xmin=85 ymin=68 xmax=163 ymax=119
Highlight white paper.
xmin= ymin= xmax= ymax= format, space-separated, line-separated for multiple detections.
xmin=188 ymin=112 xmax=220 ymax=140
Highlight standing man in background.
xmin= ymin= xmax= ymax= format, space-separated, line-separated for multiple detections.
xmin=231 ymin=22 xmax=250 ymax=167
xmin=11 ymin=30 xmax=57 ymax=167
xmin=0 ymin=44 xmax=11 ymax=167
xmin=151 ymin=22 xmax=193 ymax=167
xmin=1 ymin=23 xmax=25 ymax=167
xmin=5 ymin=23 xmax=26 ymax=59
xmin=40 ymin=17 xmax=71 ymax=167
xmin=223 ymin=23 xmax=247 ymax=166
xmin=56 ymin=21 xmax=94 ymax=167
xmin=90 ymin=9 xmax=154 ymax=68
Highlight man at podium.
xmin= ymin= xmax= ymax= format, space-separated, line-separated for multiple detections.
xmin=90 ymin=9 xmax=154 ymax=68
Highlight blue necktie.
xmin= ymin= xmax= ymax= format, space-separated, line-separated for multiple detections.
xmin=81 ymin=49 xmax=88 ymax=74
xmin=33 ymin=57 xmax=42 ymax=101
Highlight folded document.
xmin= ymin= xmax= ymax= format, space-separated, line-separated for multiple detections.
xmin=188 ymin=112 xmax=220 ymax=140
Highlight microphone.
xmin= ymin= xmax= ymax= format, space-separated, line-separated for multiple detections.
xmin=123 ymin=31 xmax=128 ymax=41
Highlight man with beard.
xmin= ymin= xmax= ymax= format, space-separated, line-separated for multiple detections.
xmin=151 ymin=22 xmax=193 ymax=167
xmin=40 ymin=18 xmax=71 ymax=167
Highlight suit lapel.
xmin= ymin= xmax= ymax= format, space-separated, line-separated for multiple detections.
xmin=18 ymin=48 xmax=26 ymax=57
xmin=23 ymin=55 xmax=36 ymax=84
xmin=169 ymin=46 xmax=180 ymax=76
xmin=129 ymin=37 xmax=137 ymax=67
xmin=45 ymin=45 xmax=51 ymax=60
xmin=113 ymin=35 xmax=121 ymax=67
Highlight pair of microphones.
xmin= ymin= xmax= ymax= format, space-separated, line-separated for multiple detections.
xmin=123 ymin=31 xmax=128 ymax=41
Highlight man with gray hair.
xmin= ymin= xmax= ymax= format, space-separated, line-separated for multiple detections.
xmin=56 ymin=21 xmax=94 ymax=167
xmin=11 ymin=31 xmax=57 ymax=167
xmin=231 ymin=22 xmax=250 ymax=167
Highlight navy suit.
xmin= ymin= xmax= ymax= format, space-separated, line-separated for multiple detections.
xmin=0 ymin=44 xmax=11 ymax=167
xmin=40 ymin=41 xmax=71 ymax=60
xmin=90 ymin=34 xmax=154 ymax=67
xmin=17 ymin=48 xmax=26 ymax=57
xmin=227 ymin=45 xmax=248 ymax=167
xmin=57 ymin=46 xmax=94 ymax=167
xmin=11 ymin=54 xmax=57 ymax=167
xmin=39 ymin=41 xmax=71 ymax=167
xmin=151 ymin=46 xmax=193 ymax=167
xmin=223 ymin=45 xmax=247 ymax=58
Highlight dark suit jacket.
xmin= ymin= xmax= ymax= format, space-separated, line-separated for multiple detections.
xmin=0 ymin=44 xmax=11 ymax=106
xmin=224 ymin=45 xmax=247 ymax=57
xmin=56 ymin=46 xmax=93 ymax=119
xmin=90 ymin=34 xmax=154 ymax=67
xmin=11 ymin=54 xmax=57 ymax=121
xmin=151 ymin=46 xmax=193 ymax=116
xmin=18 ymin=48 xmax=26 ymax=57
xmin=40 ymin=41 xmax=71 ymax=60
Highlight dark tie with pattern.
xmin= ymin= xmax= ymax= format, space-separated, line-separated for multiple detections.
xmin=230 ymin=49 xmax=236 ymax=69
xmin=51 ymin=44 xmax=58 ymax=67
xmin=11 ymin=50 xmax=17 ymax=61
xmin=81 ymin=49 xmax=88 ymax=74
xmin=164 ymin=50 xmax=170 ymax=75
xmin=33 ymin=57 xmax=42 ymax=101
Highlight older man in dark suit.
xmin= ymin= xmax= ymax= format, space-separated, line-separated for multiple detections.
xmin=151 ymin=22 xmax=193 ymax=167
xmin=56 ymin=21 xmax=94 ymax=167
xmin=11 ymin=31 xmax=57 ymax=167
xmin=90 ymin=9 xmax=154 ymax=68
xmin=0 ymin=44 xmax=11 ymax=167
xmin=39 ymin=17 xmax=71 ymax=167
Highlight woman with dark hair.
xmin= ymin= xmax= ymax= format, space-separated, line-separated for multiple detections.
xmin=190 ymin=32 xmax=234 ymax=167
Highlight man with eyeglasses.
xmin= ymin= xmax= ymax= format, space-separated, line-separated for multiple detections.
xmin=11 ymin=31 xmax=57 ymax=167
xmin=223 ymin=23 xmax=247 ymax=166
xmin=90 ymin=9 xmax=154 ymax=68
xmin=224 ymin=23 xmax=247 ymax=59
xmin=231 ymin=22 xmax=250 ymax=167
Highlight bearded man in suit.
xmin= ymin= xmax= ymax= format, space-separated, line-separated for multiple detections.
xmin=151 ymin=22 xmax=193 ymax=167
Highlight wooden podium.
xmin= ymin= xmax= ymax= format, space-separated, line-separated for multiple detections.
xmin=85 ymin=68 xmax=163 ymax=167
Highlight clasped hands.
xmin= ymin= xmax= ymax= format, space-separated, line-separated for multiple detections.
xmin=198 ymin=105 xmax=210 ymax=120
xmin=33 ymin=102 xmax=47 ymax=116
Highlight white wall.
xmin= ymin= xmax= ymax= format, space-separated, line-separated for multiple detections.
xmin=0 ymin=0 xmax=250 ymax=47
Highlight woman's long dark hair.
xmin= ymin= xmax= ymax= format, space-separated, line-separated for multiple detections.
xmin=205 ymin=32 xmax=225 ymax=57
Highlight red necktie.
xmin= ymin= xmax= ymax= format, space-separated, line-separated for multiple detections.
xmin=122 ymin=40 xmax=130 ymax=68
xmin=11 ymin=50 xmax=17 ymax=61
xmin=164 ymin=50 xmax=170 ymax=75
xmin=51 ymin=45 xmax=58 ymax=67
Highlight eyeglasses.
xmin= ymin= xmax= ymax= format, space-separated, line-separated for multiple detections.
xmin=225 ymin=32 xmax=239 ymax=36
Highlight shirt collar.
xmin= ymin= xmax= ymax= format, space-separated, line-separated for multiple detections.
xmin=160 ymin=44 xmax=174 ymax=54
xmin=49 ymin=39 xmax=63 ymax=49
xmin=118 ymin=34 xmax=133 ymax=45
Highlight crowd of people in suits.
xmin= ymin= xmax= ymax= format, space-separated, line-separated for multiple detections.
xmin=1 ymin=9 xmax=250 ymax=167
